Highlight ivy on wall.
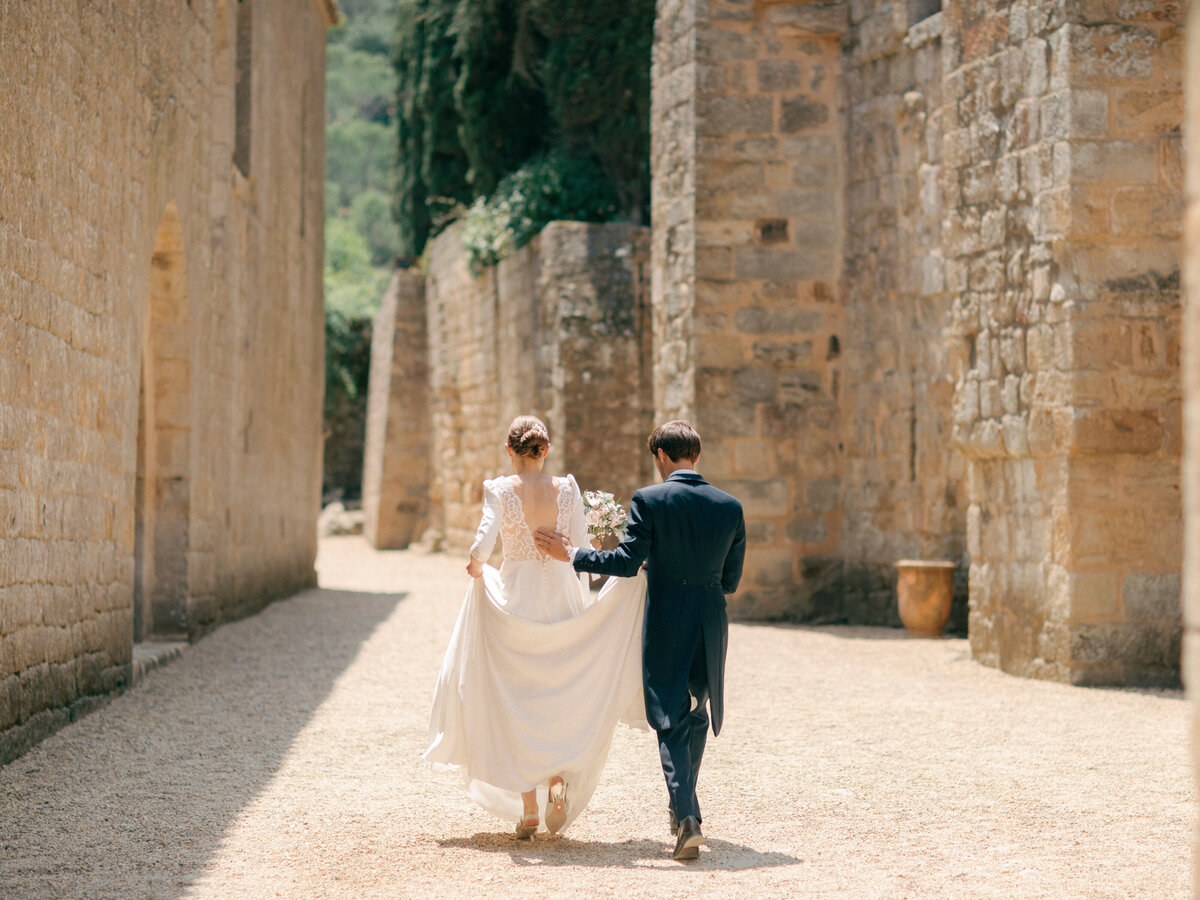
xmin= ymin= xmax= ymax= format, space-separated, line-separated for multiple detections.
xmin=392 ymin=0 xmax=654 ymax=261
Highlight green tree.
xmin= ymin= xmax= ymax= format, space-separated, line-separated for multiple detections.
xmin=326 ymin=43 xmax=394 ymax=125
xmin=451 ymin=0 xmax=548 ymax=197
xmin=325 ymin=217 xmax=388 ymax=321
xmin=393 ymin=0 xmax=471 ymax=259
xmin=528 ymin=0 xmax=654 ymax=221
xmin=392 ymin=0 xmax=653 ymax=259
xmin=350 ymin=188 xmax=403 ymax=265
xmin=327 ymin=118 xmax=395 ymax=210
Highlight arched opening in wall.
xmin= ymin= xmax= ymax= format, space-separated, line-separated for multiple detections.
xmin=133 ymin=202 xmax=192 ymax=642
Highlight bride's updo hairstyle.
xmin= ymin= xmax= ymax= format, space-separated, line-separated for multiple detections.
xmin=507 ymin=415 xmax=550 ymax=459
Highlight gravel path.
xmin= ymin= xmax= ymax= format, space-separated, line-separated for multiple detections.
xmin=0 ymin=536 xmax=1191 ymax=899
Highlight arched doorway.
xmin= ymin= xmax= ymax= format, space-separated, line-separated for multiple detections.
xmin=133 ymin=202 xmax=191 ymax=642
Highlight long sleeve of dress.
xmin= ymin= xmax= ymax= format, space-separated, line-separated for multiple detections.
xmin=566 ymin=475 xmax=590 ymax=550
xmin=469 ymin=480 xmax=502 ymax=562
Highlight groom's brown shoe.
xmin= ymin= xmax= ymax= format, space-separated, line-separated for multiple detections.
xmin=673 ymin=816 xmax=704 ymax=861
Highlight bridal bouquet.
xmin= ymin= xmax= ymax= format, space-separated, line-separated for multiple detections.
xmin=582 ymin=490 xmax=628 ymax=540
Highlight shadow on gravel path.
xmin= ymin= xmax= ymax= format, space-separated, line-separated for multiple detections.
xmin=437 ymin=833 xmax=802 ymax=870
xmin=0 ymin=588 xmax=403 ymax=900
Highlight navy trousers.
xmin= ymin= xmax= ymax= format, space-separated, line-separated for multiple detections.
xmin=657 ymin=635 xmax=709 ymax=824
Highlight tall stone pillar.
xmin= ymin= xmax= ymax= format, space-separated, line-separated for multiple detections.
xmin=1180 ymin=5 xmax=1200 ymax=892
xmin=651 ymin=0 xmax=847 ymax=618
xmin=362 ymin=268 xmax=430 ymax=549
xmin=945 ymin=1 xmax=1183 ymax=685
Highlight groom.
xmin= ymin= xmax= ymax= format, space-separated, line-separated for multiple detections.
xmin=535 ymin=420 xmax=745 ymax=860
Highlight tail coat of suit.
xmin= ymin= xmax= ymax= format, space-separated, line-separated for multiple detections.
xmin=571 ymin=469 xmax=746 ymax=823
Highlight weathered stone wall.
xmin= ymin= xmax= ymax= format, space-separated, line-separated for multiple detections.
xmin=363 ymin=269 xmax=430 ymax=549
xmin=652 ymin=0 xmax=847 ymax=619
xmin=940 ymin=0 xmax=1183 ymax=685
xmin=841 ymin=5 xmax=967 ymax=630
xmin=644 ymin=0 xmax=1183 ymax=682
xmin=1181 ymin=5 xmax=1200 ymax=891
xmin=0 ymin=0 xmax=331 ymax=762
xmin=424 ymin=222 xmax=653 ymax=553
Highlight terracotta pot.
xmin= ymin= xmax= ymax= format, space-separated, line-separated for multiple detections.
xmin=894 ymin=560 xmax=957 ymax=638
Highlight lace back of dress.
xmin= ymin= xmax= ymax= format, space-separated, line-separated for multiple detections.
xmin=494 ymin=477 xmax=573 ymax=562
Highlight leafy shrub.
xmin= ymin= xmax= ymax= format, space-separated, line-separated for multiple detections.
xmin=393 ymin=0 xmax=652 ymax=260
xmin=460 ymin=148 xmax=620 ymax=271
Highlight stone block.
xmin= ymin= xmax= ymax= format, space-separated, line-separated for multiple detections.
xmin=786 ymin=516 xmax=827 ymax=543
xmin=700 ymin=161 xmax=766 ymax=193
xmin=696 ymin=247 xmax=734 ymax=279
xmin=758 ymin=59 xmax=802 ymax=92
xmin=732 ymin=440 xmax=776 ymax=475
xmin=776 ymin=188 xmax=839 ymax=216
xmin=734 ymin=306 xmax=822 ymax=334
xmin=1122 ymin=572 xmax=1181 ymax=621
xmin=698 ymin=26 xmax=759 ymax=61
xmin=1072 ymin=24 xmax=1157 ymax=82
xmin=752 ymin=342 xmax=815 ymax=365
xmin=744 ymin=548 xmax=797 ymax=588
xmin=779 ymin=370 xmax=823 ymax=402
xmin=722 ymin=478 xmax=791 ymax=519
xmin=734 ymin=248 xmax=832 ymax=280
xmin=1072 ymin=140 xmax=1158 ymax=184
xmin=1069 ymin=408 xmax=1163 ymax=455
xmin=791 ymin=160 xmax=840 ymax=189
xmin=765 ymin=3 xmax=847 ymax=35
xmin=1110 ymin=185 xmax=1183 ymax=238
xmin=781 ymin=135 xmax=840 ymax=159
xmin=1114 ymin=87 xmax=1183 ymax=137
xmin=694 ymin=335 xmax=747 ymax=368
xmin=731 ymin=368 xmax=777 ymax=404
xmin=695 ymin=400 xmax=758 ymax=437
xmin=697 ymin=96 xmax=774 ymax=136
xmin=1070 ymin=621 xmax=1178 ymax=672
xmin=1061 ymin=86 xmax=1103 ymax=140
xmin=780 ymin=96 xmax=831 ymax=133
xmin=1068 ymin=570 xmax=1120 ymax=623
xmin=697 ymin=62 xmax=728 ymax=95
xmin=806 ymin=477 xmax=840 ymax=513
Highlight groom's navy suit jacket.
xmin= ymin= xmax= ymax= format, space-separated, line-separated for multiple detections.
xmin=572 ymin=471 xmax=745 ymax=736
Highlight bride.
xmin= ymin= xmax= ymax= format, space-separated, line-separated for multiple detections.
xmin=424 ymin=415 xmax=647 ymax=838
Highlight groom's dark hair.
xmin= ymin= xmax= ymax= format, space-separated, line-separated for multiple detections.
xmin=648 ymin=420 xmax=701 ymax=462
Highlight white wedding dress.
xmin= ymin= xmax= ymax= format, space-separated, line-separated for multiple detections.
xmin=424 ymin=474 xmax=648 ymax=833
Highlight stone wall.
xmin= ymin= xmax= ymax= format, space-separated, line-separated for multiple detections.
xmin=363 ymin=269 xmax=430 ymax=549
xmin=0 ymin=0 xmax=331 ymax=763
xmin=423 ymin=222 xmax=653 ymax=553
xmin=652 ymin=0 xmax=847 ymax=619
xmin=1181 ymin=5 xmax=1200 ymax=892
xmin=644 ymin=0 xmax=1183 ymax=683
xmin=941 ymin=0 xmax=1183 ymax=685
xmin=841 ymin=4 xmax=967 ymax=630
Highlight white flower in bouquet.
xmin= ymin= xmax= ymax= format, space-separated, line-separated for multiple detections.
xmin=582 ymin=490 xmax=628 ymax=540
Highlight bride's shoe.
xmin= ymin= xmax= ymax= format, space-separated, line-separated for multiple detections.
xmin=515 ymin=811 xmax=539 ymax=840
xmin=544 ymin=776 xmax=568 ymax=835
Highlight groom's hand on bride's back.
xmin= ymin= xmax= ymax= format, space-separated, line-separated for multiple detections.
xmin=535 ymin=528 xmax=571 ymax=562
